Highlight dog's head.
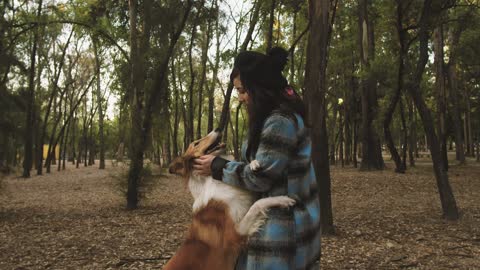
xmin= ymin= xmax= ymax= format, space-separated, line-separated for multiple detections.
xmin=168 ymin=129 xmax=225 ymax=178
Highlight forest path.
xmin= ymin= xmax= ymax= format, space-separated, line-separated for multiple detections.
xmin=1 ymin=158 xmax=479 ymax=269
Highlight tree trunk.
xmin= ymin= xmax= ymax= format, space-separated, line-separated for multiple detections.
xmin=339 ymin=104 xmax=345 ymax=167
xmin=404 ymin=0 xmax=458 ymax=220
xmin=127 ymin=0 xmax=144 ymax=210
xmin=208 ymin=1 xmax=220 ymax=132
xmin=476 ymin=134 xmax=479 ymax=162
xmin=187 ymin=20 xmax=197 ymax=144
xmin=218 ymin=0 xmax=261 ymax=132
xmin=126 ymin=0 xmax=193 ymax=209
xmin=23 ymin=0 xmax=43 ymax=177
xmin=358 ymin=0 xmax=384 ymax=171
xmin=304 ymin=0 xmax=335 ymax=235
xmin=37 ymin=29 xmax=73 ymax=175
xmin=384 ymin=5 xmax=407 ymax=173
xmin=289 ymin=10 xmax=297 ymax=85
xmin=93 ymin=37 xmax=105 ymax=169
xmin=266 ymin=0 xmax=276 ymax=52
xmin=399 ymin=98 xmax=408 ymax=169
xmin=433 ymin=26 xmax=448 ymax=170
xmin=171 ymin=58 xmax=179 ymax=157
xmin=446 ymin=28 xmax=465 ymax=164
xmin=197 ymin=16 xmax=212 ymax=139
xmin=407 ymin=96 xmax=416 ymax=166
xmin=329 ymin=101 xmax=338 ymax=165
xmin=465 ymin=91 xmax=473 ymax=156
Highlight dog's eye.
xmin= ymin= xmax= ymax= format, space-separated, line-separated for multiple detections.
xmin=194 ymin=141 xmax=200 ymax=146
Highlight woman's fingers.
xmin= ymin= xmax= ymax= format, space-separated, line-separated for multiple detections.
xmin=192 ymin=155 xmax=213 ymax=176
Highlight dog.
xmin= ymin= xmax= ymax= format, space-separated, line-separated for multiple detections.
xmin=164 ymin=129 xmax=295 ymax=270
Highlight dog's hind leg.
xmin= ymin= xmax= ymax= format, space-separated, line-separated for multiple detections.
xmin=236 ymin=196 xmax=295 ymax=236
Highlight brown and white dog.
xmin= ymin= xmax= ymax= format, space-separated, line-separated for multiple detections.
xmin=164 ymin=130 xmax=295 ymax=270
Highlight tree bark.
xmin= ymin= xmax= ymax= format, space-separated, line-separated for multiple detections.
xmin=384 ymin=3 xmax=407 ymax=173
xmin=407 ymin=96 xmax=416 ymax=166
xmin=37 ymin=29 xmax=73 ymax=175
xmin=218 ymin=0 xmax=261 ymax=132
xmin=23 ymin=0 xmax=42 ymax=178
xmin=196 ymin=13 xmax=212 ymax=139
xmin=266 ymin=0 xmax=276 ymax=52
xmin=171 ymin=57 xmax=179 ymax=157
xmin=127 ymin=0 xmax=193 ymax=209
xmin=465 ymin=91 xmax=473 ymax=156
xmin=93 ymin=37 xmax=105 ymax=169
xmin=404 ymin=0 xmax=458 ymax=220
xmin=304 ymin=0 xmax=335 ymax=235
xmin=433 ymin=26 xmax=449 ymax=170
xmin=358 ymin=0 xmax=385 ymax=171
xmin=446 ymin=27 xmax=465 ymax=164
xmin=329 ymin=101 xmax=338 ymax=165
xmin=208 ymin=2 xmax=220 ymax=132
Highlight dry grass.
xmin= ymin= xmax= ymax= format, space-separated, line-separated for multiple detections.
xmin=0 ymin=158 xmax=479 ymax=269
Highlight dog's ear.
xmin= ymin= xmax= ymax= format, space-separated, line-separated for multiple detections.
xmin=168 ymin=157 xmax=185 ymax=176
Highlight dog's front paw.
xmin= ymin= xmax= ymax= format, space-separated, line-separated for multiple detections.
xmin=274 ymin=196 xmax=296 ymax=208
xmin=250 ymin=160 xmax=261 ymax=171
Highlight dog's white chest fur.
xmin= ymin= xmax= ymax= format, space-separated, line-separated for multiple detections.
xmin=188 ymin=174 xmax=255 ymax=223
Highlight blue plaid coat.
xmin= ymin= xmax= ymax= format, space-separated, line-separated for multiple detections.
xmin=221 ymin=112 xmax=321 ymax=270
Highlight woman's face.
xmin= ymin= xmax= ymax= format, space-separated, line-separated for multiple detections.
xmin=233 ymin=76 xmax=250 ymax=105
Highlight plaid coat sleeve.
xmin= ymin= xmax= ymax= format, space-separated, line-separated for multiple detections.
xmin=222 ymin=112 xmax=321 ymax=270
xmin=222 ymin=113 xmax=296 ymax=192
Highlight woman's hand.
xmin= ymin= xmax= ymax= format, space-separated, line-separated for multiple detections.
xmin=193 ymin=154 xmax=216 ymax=176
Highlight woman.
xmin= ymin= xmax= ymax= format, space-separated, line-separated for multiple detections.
xmin=193 ymin=47 xmax=321 ymax=270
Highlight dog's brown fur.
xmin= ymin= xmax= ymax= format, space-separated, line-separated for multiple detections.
xmin=164 ymin=131 xmax=242 ymax=270
xmin=162 ymin=200 xmax=245 ymax=270
xmin=164 ymin=131 xmax=294 ymax=270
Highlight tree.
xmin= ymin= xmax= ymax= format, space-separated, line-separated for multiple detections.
xmin=22 ymin=0 xmax=43 ymax=178
xmin=358 ymin=0 xmax=385 ymax=171
xmin=304 ymin=0 xmax=338 ymax=235
xmin=404 ymin=0 xmax=459 ymax=220
xmin=126 ymin=0 xmax=193 ymax=209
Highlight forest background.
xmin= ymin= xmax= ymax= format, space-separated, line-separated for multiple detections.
xmin=1 ymin=0 xmax=480 ymax=268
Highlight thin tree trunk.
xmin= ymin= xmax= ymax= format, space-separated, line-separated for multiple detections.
xmin=476 ymin=134 xmax=479 ymax=162
xmin=339 ymin=104 xmax=344 ymax=167
xmin=330 ymin=101 xmax=338 ymax=165
xmin=465 ymin=91 xmax=473 ymax=156
xmin=126 ymin=0 xmax=193 ymax=209
xmin=407 ymin=96 xmax=416 ymax=166
xmin=289 ymin=10 xmax=297 ymax=85
xmin=187 ymin=20 xmax=197 ymax=144
xmin=384 ymin=5 xmax=407 ymax=173
xmin=218 ymin=0 xmax=261 ymax=132
xmin=444 ymin=17 xmax=466 ymax=161
xmin=23 ymin=0 xmax=43 ymax=178
xmin=266 ymin=0 xmax=276 ymax=51
xmin=433 ymin=26 xmax=448 ymax=170
xmin=93 ymin=37 xmax=105 ymax=169
xmin=399 ymin=97 xmax=407 ymax=169
xmin=404 ymin=0 xmax=458 ymax=220
xmin=197 ymin=16 xmax=212 ymax=139
xmin=37 ymin=29 xmax=73 ymax=175
xmin=358 ymin=0 xmax=384 ymax=171
xmin=208 ymin=2 xmax=220 ymax=132
xmin=171 ymin=58 xmax=179 ymax=157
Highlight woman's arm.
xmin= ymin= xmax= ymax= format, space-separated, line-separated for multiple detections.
xmin=222 ymin=114 xmax=297 ymax=192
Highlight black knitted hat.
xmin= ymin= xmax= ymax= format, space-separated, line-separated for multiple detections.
xmin=232 ymin=47 xmax=289 ymax=91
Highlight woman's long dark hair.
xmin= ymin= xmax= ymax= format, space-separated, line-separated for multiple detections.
xmin=230 ymin=68 xmax=306 ymax=160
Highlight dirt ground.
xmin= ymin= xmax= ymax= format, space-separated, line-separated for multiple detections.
xmin=0 ymin=158 xmax=479 ymax=270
